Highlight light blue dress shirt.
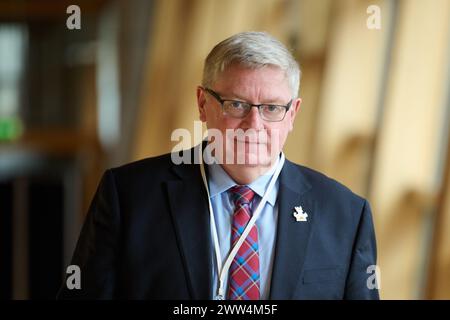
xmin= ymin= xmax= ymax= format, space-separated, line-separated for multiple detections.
xmin=205 ymin=152 xmax=282 ymax=299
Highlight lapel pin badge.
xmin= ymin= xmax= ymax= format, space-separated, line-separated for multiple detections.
xmin=293 ymin=206 xmax=308 ymax=222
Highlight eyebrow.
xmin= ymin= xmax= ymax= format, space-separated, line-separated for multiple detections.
xmin=225 ymin=92 xmax=287 ymax=104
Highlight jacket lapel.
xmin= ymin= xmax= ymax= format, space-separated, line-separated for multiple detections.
xmin=269 ymin=160 xmax=314 ymax=299
xmin=166 ymin=152 xmax=212 ymax=299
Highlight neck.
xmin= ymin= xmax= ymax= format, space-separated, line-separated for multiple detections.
xmin=220 ymin=160 xmax=276 ymax=185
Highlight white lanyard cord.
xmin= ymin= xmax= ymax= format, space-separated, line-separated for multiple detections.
xmin=199 ymin=146 xmax=285 ymax=299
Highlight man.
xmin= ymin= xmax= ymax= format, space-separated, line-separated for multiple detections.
xmin=58 ymin=32 xmax=379 ymax=300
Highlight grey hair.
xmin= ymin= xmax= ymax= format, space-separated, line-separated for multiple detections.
xmin=202 ymin=31 xmax=301 ymax=98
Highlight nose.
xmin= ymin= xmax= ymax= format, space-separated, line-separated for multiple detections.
xmin=242 ymin=106 xmax=264 ymax=129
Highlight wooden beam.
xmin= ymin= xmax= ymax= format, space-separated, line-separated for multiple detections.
xmin=0 ymin=0 xmax=109 ymax=21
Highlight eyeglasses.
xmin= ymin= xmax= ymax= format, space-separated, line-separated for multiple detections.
xmin=203 ymin=87 xmax=292 ymax=122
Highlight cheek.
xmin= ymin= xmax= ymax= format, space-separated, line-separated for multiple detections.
xmin=205 ymin=112 xmax=241 ymax=134
xmin=205 ymin=109 xmax=222 ymax=127
xmin=267 ymin=124 xmax=290 ymax=147
xmin=219 ymin=117 xmax=242 ymax=131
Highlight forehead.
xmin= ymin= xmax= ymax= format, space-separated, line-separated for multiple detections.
xmin=213 ymin=63 xmax=291 ymax=101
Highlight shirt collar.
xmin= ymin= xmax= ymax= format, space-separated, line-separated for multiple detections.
xmin=205 ymin=151 xmax=282 ymax=206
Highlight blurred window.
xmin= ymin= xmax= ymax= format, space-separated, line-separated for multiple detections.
xmin=0 ymin=24 xmax=26 ymax=141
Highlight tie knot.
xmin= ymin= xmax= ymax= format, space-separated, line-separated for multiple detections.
xmin=230 ymin=185 xmax=255 ymax=206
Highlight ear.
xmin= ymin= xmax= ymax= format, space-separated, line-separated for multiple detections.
xmin=288 ymin=98 xmax=302 ymax=132
xmin=197 ymin=86 xmax=207 ymax=122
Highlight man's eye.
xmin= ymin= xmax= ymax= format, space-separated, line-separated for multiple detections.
xmin=230 ymin=101 xmax=245 ymax=109
xmin=265 ymin=105 xmax=281 ymax=113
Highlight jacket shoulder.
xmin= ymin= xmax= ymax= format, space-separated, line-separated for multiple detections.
xmin=289 ymin=161 xmax=366 ymax=204
xmin=108 ymin=148 xmax=199 ymax=183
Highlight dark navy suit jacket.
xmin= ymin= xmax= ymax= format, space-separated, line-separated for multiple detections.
xmin=58 ymin=146 xmax=379 ymax=299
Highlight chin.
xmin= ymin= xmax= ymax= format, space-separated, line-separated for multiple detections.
xmin=224 ymin=139 xmax=279 ymax=166
xmin=241 ymin=152 xmax=273 ymax=166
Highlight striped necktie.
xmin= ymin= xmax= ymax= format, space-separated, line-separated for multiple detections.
xmin=227 ymin=185 xmax=260 ymax=300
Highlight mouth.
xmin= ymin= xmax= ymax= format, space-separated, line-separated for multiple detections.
xmin=225 ymin=129 xmax=271 ymax=145
xmin=234 ymin=138 xmax=267 ymax=145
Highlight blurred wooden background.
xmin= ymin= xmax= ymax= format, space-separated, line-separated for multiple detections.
xmin=0 ymin=0 xmax=449 ymax=299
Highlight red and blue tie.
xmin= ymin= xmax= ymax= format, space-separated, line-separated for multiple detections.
xmin=228 ymin=185 xmax=260 ymax=300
